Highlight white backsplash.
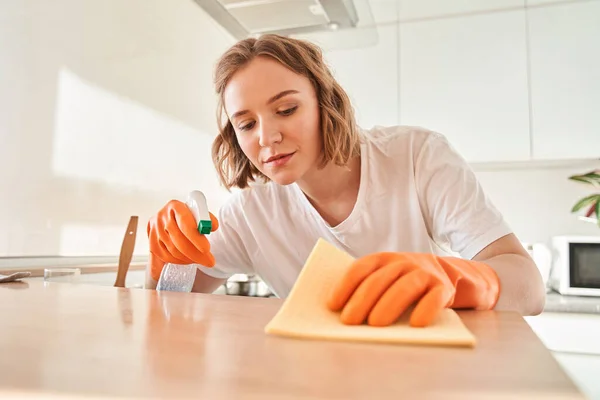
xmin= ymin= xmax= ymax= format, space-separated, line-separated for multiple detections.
xmin=473 ymin=160 xmax=600 ymax=248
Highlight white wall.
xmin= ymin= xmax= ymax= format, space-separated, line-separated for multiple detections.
xmin=0 ymin=0 xmax=236 ymax=258
xmin=473 ymin=161 xmax=600 ymax=247
xmin=1 ymin=0 xmax=598 ymax=262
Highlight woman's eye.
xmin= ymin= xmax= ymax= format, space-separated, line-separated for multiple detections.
xmin=278 ymin=106 xmax=297 ymax=116
xmin=239 ymin=121 xmax=255 ymax=131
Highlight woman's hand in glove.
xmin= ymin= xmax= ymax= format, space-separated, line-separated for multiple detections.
xmin=147 ymin=200 xmax=219 ymax=281
xmin=326 ymin=252 xmax=500 ymax=327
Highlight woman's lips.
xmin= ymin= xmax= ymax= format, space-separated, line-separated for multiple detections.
xmin=265 ymin=152 xmax=295 ymax=167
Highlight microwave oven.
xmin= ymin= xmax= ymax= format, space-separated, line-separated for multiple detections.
xmin=549 ymin=235 xmax=600 ymax=296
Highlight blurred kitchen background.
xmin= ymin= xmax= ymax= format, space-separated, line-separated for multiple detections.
xmin=1 ymin=0 xmax=600 ymax=397
xmin=2 ymin=0 xmax=598 ymax=278
xmin=1 ymin=0 xmax=600 ymax=290
xmin=0 ymin=0 xmax=600 ymax=263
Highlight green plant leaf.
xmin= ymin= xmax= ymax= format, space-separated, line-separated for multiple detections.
xmin=596 ymin=200 xmax=600 ymax=228
xmin=569 ymin=170 xmax=600 ymax=187
xmin=582 ymin=169 xmax=600 ymax=175
xmin=571 ymin=194 xmax=600 ymax=213
xmin=569 ymin=176 xmax=600 ymax=186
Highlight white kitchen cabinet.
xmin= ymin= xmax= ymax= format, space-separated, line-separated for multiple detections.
xmin=553 ymin=353 xmax=600 ymax=400
xmin=526 ymin=0 xmax=585 ymax=6
xmin=524 ymin=312 xmax=600 ymax=355
xmin=525 ymin=312 xmax=600 ymax=399
xmin=399 ymin=10 xmax=531 ymax=163
xmin=399 ymin=0 xmax=525 ymax=21
xmin=321 ymin=2 xmax=399 ymax=130
xmin=528 ymin=1 xmax=600 ymax=160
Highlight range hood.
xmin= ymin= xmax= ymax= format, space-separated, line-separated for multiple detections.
xmin=192 ymin=0 xmax=367 ymax=39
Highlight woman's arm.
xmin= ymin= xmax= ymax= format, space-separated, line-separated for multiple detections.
xmin=413 ymin=130 xmax=546 ymax=317
xmin=191 ymin=272 xmax=227 ymax=293
xmin=473 ymin=233 xmax=546 ymax=315
xmin=144 ymin=263 xmax=158 ymax=289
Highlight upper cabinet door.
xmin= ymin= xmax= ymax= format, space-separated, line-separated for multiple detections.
xmin=528 ymin=1 xmax=600 ymax=160
xmin=399 ymin=0 xmax=525 ymax=21
xmin=526 ymin=0 xmax=582 ymax=6
xmin=399 ymin=10 xmax=531 ymax=163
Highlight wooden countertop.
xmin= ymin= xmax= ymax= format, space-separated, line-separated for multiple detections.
xmin=0 ymin=281 xmax=586 ymax=400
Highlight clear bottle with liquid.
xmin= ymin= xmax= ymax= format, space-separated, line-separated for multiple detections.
xmin=157 ymin=263 xmax=197 ymax=292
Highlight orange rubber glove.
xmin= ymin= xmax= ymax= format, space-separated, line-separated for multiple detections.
xmin=147 ymin=200 xmax=219 ymax=282
xmin=326 ymin=252 xmax=500 ymax=328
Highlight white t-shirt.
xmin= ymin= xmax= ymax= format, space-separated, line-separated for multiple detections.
xmin=196 ymin=125 xmax=513 ymax=298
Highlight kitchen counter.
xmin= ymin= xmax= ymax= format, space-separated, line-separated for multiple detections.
xmin=0 ymin=262 xmax=147 ymax=278
xmin=544 ymin=291 xmax=600 ymax=314
xmin=0 ymin=281 xmax=586 ymax=400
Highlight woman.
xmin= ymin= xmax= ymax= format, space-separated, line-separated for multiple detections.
xmin=146 ymin=34 xmax=545 ymax=327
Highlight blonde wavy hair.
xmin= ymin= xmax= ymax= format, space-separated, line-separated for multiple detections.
xmin=211 ymin=34 xmax=361 ymax=190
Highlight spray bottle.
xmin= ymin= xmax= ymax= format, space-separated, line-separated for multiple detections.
xmin=156 ymin=190 xmax=212 ymax=292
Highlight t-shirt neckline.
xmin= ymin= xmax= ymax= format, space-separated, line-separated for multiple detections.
xmin=292 ymin=138 xmax=369 ymax=235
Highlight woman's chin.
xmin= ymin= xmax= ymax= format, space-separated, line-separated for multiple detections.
xmin=267 ymin=170 xmax=300 ymax=186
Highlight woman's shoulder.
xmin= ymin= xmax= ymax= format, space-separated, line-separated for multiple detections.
xmin=360 ymin=124 xmax=447 ymax=156
xmin=361 ymin=125 xmax=447 ymax=159
xmin=216 ymin=181 xmax=293 ymax=220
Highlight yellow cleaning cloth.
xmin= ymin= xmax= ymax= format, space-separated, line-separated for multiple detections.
xmin=264 ymin=238 xmax=477 ymax=347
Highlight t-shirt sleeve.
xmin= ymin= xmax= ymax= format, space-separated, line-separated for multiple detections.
xmin=193 ymin=196 xmax=255 ymax=280
xmin=413 ymin=131 xmax=513 ymax=260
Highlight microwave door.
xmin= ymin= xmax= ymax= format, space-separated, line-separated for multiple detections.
xmin=569 ymin=242 xmax=600 ymax=296
xmin=551 ymin=236 xmax=600 ymax=297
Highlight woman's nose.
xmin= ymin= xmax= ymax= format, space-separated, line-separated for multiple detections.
xmin=258 ymin=122 xmax=282 ymax=147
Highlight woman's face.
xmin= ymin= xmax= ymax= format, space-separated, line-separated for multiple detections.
xmin=223 ymin=56 xmax=322 ymax=186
